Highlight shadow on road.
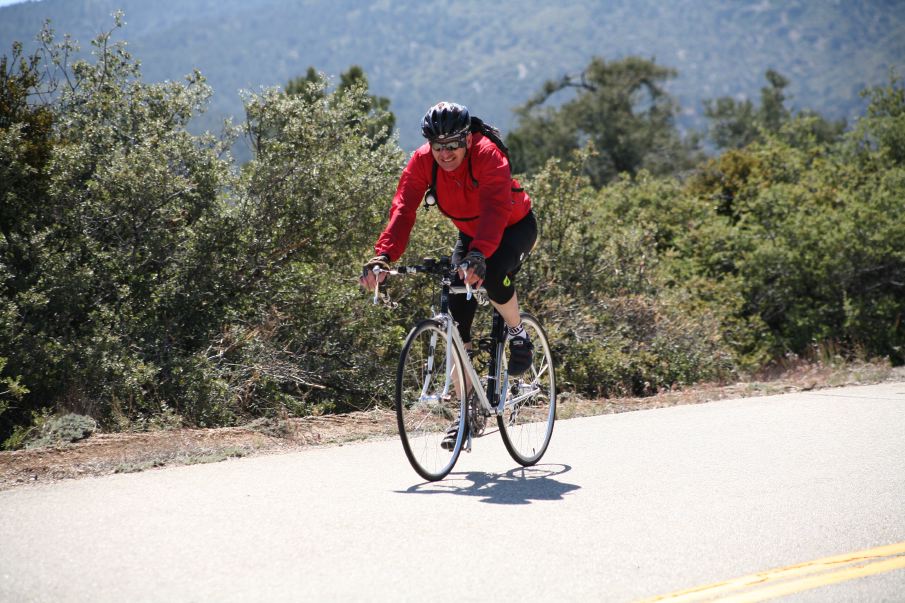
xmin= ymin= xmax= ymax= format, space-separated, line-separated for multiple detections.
xmin=397 ymin=464 xmax=580 ymax=505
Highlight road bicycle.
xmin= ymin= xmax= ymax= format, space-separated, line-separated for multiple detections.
xmin=373 ymin=256 xmax=556 ymax=481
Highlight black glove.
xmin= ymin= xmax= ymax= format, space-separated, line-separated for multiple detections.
xmin=460 ymin=250 xmax=486 ymax=280
xmin=362 ymin=254 xmax=390 ymax=278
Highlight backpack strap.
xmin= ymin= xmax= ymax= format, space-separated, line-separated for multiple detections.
xmin=422 ymin=117 xmax=521 ymax=219
xmin=470 ymin=116 xmax=511 ymax=160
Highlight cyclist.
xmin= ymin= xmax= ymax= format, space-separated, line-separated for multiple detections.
xmin=360 ymin=102 xmax=538 ymax=440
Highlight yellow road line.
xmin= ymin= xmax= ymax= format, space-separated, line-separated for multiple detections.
xmin=719 ymin=555 xmax=905 ymax=603
xmin=637 ymin=541 xmax=905 ymax=603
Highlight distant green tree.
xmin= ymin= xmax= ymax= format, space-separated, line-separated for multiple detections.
xmin=284 ymin=65 xmax=395 ymax=148
xmin=506 ymin=56 xmax=701 ymax=186
xmin=704 ymin=69 xmax=845 ymax=150
xmin=851 ymin=70 xmax=905 ymax=165
xmin=285 ymin=67 xmax=326 ymax=103
xmin=685 ymin=73 xmax=905 ymax=365
xmin=335 ymin=65 xmax=396 ymax=148
xmin=759 ymin=69 xmax=792 ymax=133
xmin=703 ymin=98 xmax=758 ymax=151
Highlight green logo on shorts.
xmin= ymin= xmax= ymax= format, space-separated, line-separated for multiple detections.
xmin=503 ymin=275 xmax=511 ymax=287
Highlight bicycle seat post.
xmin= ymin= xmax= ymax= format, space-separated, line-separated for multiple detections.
xmin=481 ymin=305 xmax=505 ymax=409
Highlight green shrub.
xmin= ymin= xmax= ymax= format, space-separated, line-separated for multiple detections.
xmin=24 ymin=413 xmax=97 ymax=449
xmin=0 ymin=19 xmax=402 ymax=442
xmin=678 ymin=76 xmax=905 ymax=365
xmin=512 ymin=151 xmax=737 ymax=397
xmin=2 ymin=21 xmax=901 ymax=444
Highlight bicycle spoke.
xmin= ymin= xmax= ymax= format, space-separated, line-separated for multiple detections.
xmin=397 ymin=320 xmax=466 ymax=481
xmin=497 ymin=313 xmax=556 ymax=466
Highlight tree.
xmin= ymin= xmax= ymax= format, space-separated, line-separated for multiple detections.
xmin=0 ymin=17 xmax=240 ymax=443
xmin=851 ymin=70 xmax=905 ymax=165
xmin=0 ymin=18 xmax=407 ymax=446
xmin=0 ymin=35 xmax=57 ymax=437
xmin=0 ymin=37 xmax=56 ymax=301
xmin=704 ymin=69 xmax=845 ymax=150
xmin=284 ymin=65 xmax=395 ymax=148
xmin=285 ymin=67 xmax=326 ymax=103
xmin=506 ymin=56 xmax=701 ymax=187
xmin=683 ymin=74 xmax=905 ymax=365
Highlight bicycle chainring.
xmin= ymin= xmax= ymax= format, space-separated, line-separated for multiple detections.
xmin=467 ymin=392 xmax=487 ymax=437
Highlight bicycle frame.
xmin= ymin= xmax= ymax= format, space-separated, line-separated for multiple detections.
xmin=381 ymin=256 xmax=556 ymax=478
xmin=434 ymin=284 xmax=542 ymax=452
xmin=375 ymin=258 xmax=543 ymax=448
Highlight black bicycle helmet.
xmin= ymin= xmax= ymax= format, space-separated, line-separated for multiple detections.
xmin=421 ymin=102 xmax=471 ymax=141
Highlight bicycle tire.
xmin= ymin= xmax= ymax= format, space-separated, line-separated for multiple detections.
xmin=497 ymin=312 xmax=556 ymax=466
xmin=396 ymin=319 xmax=468 ymax=481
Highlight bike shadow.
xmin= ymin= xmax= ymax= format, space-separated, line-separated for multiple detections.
xmin=397 ymin=464 xmax=579 ymax=505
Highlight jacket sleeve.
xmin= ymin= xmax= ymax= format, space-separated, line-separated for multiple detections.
xmin=374 ymin=152 xmax=430 ymax=262
xmin=469 ymin=146 xmax=513 ymax=258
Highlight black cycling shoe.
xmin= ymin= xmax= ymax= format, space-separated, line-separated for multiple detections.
xmin=507 ymin=336 xmax=534 ymax=376
xmin=440 ymin=418 xmax=460 ymax=451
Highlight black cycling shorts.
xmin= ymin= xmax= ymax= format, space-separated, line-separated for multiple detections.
xmin=449 ymin=210 xmax=537 ymax=342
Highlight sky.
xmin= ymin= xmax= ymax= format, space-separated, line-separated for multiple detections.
xmin=0 ymin=0 xmax=36 ymax=6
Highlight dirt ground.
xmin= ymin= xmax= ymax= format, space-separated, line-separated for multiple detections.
xmin=2 ymin=361 xmax=902 ymax=492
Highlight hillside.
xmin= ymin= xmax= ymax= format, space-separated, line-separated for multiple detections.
xmin=2 ymin=0 xmax=904 ymax=453
xmin=2 ymin=0 xmax=902 ymax=151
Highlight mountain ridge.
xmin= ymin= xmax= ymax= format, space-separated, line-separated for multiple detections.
xmin=2 ymin=0 xmax=902 ymax=151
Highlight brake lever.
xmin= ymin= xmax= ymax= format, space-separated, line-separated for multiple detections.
xmin=371 ymin=266 xmax=400 ymax=308
xmin=459 ymin=261 xmax=473 ymax=300
xmin=372 ymin=265 xmax=382 ymax=305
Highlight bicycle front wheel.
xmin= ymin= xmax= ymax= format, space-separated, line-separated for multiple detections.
xmin=497 ymin=313 xmax=556 ymax=466
xmin=396 ymin=319 xmax=468 ymax=481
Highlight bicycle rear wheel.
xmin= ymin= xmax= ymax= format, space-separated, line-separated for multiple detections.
xmin=396 ymin=319 xmax=468 ymax=481
xmin=497 ymin=313 xmax=556 ymax=466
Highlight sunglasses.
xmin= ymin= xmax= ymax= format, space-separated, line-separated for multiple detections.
xmin=430 ymin=137 xmax=467 ymax=152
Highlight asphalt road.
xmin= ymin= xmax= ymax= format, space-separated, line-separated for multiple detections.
xmin=1 ymin=383 xmax=904 ymax=602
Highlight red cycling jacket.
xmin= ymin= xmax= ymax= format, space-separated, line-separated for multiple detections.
xmin=374 ymin=133 xmax=531 ymax=261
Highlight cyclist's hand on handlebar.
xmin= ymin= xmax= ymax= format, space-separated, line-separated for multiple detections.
xmin=360 ymin=254 xmax=390 ymax=291
xmin=458 ymin=249 xmax=486 ymax=288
